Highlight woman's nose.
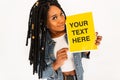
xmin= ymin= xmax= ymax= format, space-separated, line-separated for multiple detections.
xmin=59 ymin=16 xmax=65 ymax=24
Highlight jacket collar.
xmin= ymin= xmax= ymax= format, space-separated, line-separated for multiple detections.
xmin=46 ymin=30 xmax=55 ymax=45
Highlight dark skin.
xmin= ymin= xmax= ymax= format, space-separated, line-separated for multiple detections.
xmin=47 ymin=5 xmax=102 ymax=74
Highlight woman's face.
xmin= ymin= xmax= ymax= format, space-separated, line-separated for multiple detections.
xmin=47 ymin=5 xmax=66 ymax=33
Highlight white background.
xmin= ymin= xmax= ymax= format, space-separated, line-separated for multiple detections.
xmin=0 ymin=0 xmax=120 ymax=80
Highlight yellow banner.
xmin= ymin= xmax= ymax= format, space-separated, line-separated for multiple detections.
xmin=66 ymin=12 xmax=97 ymax=52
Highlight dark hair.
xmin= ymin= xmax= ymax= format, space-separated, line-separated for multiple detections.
xmin=26 ymin=0 xmax=66 ymax=78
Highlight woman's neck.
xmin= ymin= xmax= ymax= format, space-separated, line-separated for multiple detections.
xmin=50 ymin=30 xmax=65 ymax=38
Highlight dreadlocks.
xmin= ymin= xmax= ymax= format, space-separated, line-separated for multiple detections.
xmin=26 ymin=0 xmax=66 ymax=78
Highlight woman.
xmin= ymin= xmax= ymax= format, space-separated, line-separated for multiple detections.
xmin=26 ymin=0 xmax=102 ymax=80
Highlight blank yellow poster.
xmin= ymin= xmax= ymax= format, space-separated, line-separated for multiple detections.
xmin=66 ymin=12 xmax=97 ymax=52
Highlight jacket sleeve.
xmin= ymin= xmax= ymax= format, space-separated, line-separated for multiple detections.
xmin=81 ymin=51 xmax=90 ymax=58
xmin=42 ymin=58 xmax=58 ymax=79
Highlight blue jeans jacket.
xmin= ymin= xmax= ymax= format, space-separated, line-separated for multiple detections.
xmin=42 ymin=31 xmax=90 ymax=80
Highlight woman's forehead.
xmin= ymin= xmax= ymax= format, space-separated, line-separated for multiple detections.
xmin=48 ymin=6 xmax=61 ymax=15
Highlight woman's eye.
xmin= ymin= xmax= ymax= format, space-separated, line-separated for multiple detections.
xmin=60 ymin=12 xmax=64 ymax=16
xmin=52 ymin=16 xmax=57 ymax=20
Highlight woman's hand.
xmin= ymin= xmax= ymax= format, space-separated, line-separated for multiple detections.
xmin=52 ymin=48 xmax=68 ymax=71
xmin=95 ymin=32 xmax=102 ymax=46
xmin=83 ymin=32 xmax=102 ymax=55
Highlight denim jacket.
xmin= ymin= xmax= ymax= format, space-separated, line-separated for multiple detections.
xmin=42 ymin=31 xmax=90 ymax=80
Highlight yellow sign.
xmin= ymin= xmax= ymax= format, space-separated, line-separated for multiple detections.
xmin=66 ymin=12 xmax=97 ymax=52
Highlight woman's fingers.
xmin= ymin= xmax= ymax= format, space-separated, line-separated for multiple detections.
xmin=95 ymin=32 xmax=102 ymax=45
xmin=56 ymin=48 xmax=68 ymax=60
xmin=57 ymin=48 xmax=68 ymax=53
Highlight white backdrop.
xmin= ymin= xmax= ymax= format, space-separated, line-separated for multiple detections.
xmin=0 ymin=0 xmax=120 ymax=80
